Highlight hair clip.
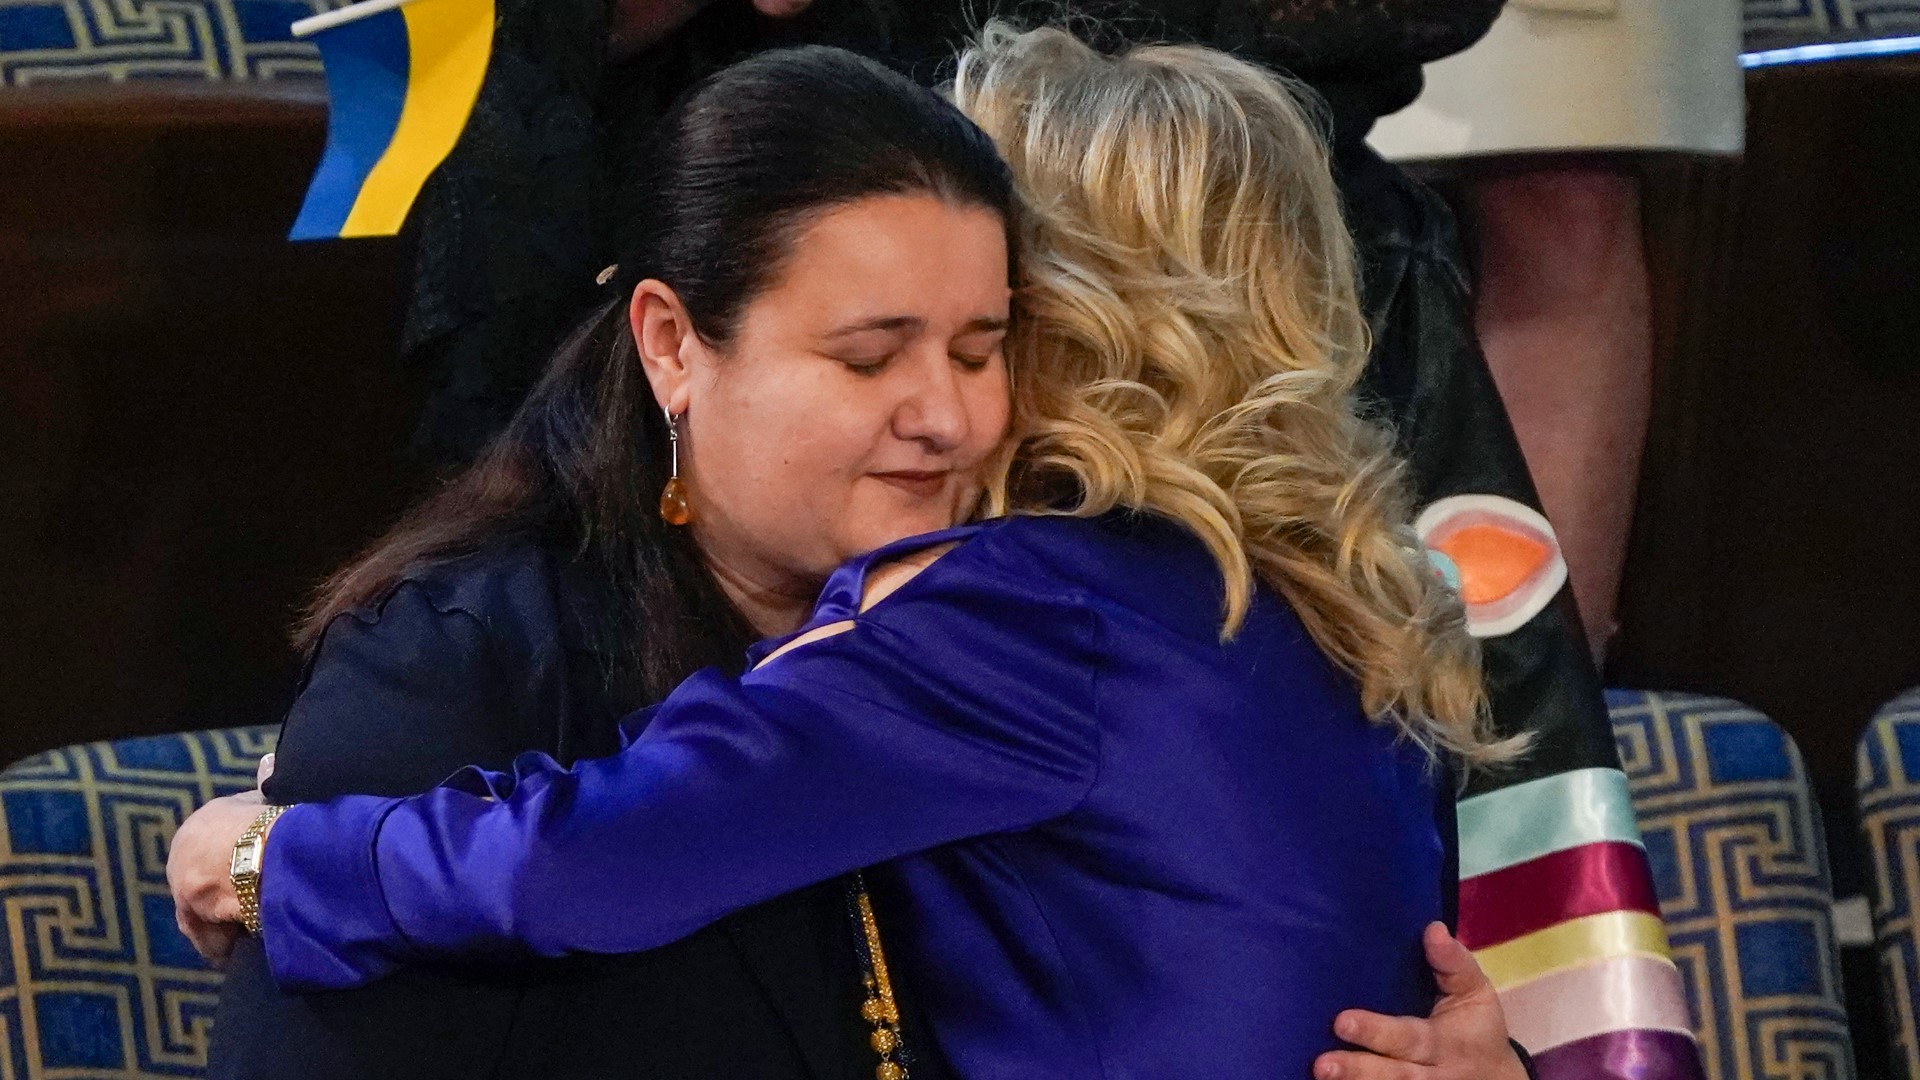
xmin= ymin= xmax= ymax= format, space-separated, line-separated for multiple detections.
xmin=596 ymin=264 xmax=619 ymax=286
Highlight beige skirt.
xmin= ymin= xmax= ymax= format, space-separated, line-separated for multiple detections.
xmin=1367 ymin=0 xmax=1746 ymax=162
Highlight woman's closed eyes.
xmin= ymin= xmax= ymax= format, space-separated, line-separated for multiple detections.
xmin=824 ymin=317 xmax=1007 ymax=376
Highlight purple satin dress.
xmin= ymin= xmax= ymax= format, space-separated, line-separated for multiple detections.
xmin=260 ymin=512 xmax=1447 ymax=1078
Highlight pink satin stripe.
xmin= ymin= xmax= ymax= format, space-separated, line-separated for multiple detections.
xmin=1500 ymin=954 xmax=1693 ymax=1053
xmin=1459 ymin=840 xmax=1662 ymax=950
xmin=1531 ymin=1029 xmax=1705 ymax=1080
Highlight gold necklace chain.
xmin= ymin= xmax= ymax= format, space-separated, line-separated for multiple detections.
xmin=851 ymin=873 xmax=909 ymax=1080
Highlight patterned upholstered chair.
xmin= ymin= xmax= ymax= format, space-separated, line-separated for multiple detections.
xmin=1608 ymin=690 xmax=1855 ymax=1080
xmin=0 ymin=725 xmax=276 ymax=1079
xmin=1857 ymin=686 xmax=1920 ymax=1079
xmin=0 ymin=1 xmax=343 ymax=85
xmin=0 ymin=707 xmax=1860 ymax=1078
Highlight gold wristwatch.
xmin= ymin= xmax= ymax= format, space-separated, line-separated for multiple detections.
xmin=230 ymin=805 xmax=288 ymax=935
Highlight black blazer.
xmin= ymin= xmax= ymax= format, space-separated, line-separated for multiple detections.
xmin=210 ymin=545 xmax=939 ymax=1080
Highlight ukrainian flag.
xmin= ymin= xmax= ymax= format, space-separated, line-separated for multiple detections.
xmin=289 ymin=0 xmax=494 ymax=241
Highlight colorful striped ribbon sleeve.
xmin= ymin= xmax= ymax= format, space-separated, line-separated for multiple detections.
xmin=1457 ymin=767 xmax=1699 ymax=1073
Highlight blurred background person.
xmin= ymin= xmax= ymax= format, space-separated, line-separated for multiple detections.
xmin=1369 ymin=0 xmax=1746 ymax=663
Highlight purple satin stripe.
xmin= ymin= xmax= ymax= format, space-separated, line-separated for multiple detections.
xmin=1531 ymin=1029 xmax=1706 ymax=1080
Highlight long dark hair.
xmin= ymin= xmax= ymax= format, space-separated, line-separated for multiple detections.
xmin=300 ymin=45 xmax=1018 ymax=706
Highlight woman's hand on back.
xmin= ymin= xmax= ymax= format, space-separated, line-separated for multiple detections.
xmin=1314 ymin=923 xmax=1531 ymax=1080
xmin=166 ymin=755 xmax=276 ymax=967
xmin=610 ymin=0 xmax=816 ymax=58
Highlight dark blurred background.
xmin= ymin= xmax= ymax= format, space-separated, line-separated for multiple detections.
xmin=1 ymin=81 xmax=420 ymax=760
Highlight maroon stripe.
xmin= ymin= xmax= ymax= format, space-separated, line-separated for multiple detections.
xmin=1459 ymin=841 xmax=1662 ymax=950
xmin=1532 ymin=1029 xmax=1705 ymax=1080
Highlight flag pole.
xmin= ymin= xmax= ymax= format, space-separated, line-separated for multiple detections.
xmin=292 ymin=0 xmax=418 ymax=39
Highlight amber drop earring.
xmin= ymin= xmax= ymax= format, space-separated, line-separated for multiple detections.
xmin=659 ymin=407 xmax=691 ymax=526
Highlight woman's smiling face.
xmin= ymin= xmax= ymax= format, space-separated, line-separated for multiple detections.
xmin=633 ymin=192 xmax=1013 ymax=622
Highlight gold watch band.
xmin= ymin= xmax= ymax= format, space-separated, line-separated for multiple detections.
xmin=232 ymin=804 xmax=287 ymax=935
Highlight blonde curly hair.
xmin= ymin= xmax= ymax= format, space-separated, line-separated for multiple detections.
xmin=955 ymin=24 xmax=1515 ymax=763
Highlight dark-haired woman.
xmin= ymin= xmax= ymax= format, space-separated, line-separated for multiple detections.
xmin=199 ymin=44 xmax=1015 ymax=1080
xmin=176 ymin=38 xmax=1535 ymax=1080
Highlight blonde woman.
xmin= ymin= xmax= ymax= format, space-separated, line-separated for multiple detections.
xmin=170 ymin=32 xmax=1528 ymax=1080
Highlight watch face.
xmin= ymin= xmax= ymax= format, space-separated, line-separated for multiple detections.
xmin=231 ymin=838 xmax=261 ymax=878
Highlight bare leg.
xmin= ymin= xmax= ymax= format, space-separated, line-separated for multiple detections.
xmin=1468 ymin=167 xmax=1651 ymax=665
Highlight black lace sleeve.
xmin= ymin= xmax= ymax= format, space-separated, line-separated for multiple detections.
xmin=399 ymin=0 xmax=610 ymax=464
xmin=1203 ymin=0 xmax=1505 ymax=133
xmin=1236 ymin=0 xmax=1506 ymax=77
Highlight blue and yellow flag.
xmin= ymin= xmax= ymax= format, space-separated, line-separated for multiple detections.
xmin=289 ymin=0 xmax=494 ymax=241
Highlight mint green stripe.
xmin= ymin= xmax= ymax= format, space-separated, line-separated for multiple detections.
xmin=1459 ymin=767 xmax=1644 ymax=879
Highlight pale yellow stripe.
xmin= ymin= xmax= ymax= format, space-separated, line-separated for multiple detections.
xmin=341 ymin=0 xmax=494 ymax=236
xmin=1476 ymin=910 xmax=1672 ymax=990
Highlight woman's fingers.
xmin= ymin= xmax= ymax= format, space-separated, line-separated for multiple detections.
xmin=612 ymin=0 xmax=810 ymax=59
xmin=1422 ymin=921 xmax=1492 ymax=999
xmin=175 ymin=904 xmax=240 ymax=967
xmin=166 ymin=793 xmax=268 ymax=963
xmin=255 ymin=752 xmax=275 ymax=787
xmin=1335 ymin=1010 xmax=1439 ymax=1065
xmin=1313 ymin=1049 xmax=1423 ymax=1080
xmin=166 ymin=792 xmax=267 ymax=930
xmin=1322 ymin=927 xmax=1516 ymax=1080
xmin=609 ymin=0 xmax=710 ymax=58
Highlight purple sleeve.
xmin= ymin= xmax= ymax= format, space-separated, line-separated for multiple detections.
xmin=258 ymin=558 xmax=1103 ymax=991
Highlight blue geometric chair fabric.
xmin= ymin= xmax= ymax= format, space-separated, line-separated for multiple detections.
xmin=0 ymin=1 xmax=348 ymax=86
xmin=0 ymin=701 xmax=1862 ymax=1077
xmin=1857 ymin=686 xmax=1920 ymax=1080
xmin=1608 ymin=690 xmax=1855 ymax=1080
xmin=1746 ymin=0 xmax=1920 ymax=47
xmin=0 ymin=725 xmax=276 ymax=1079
